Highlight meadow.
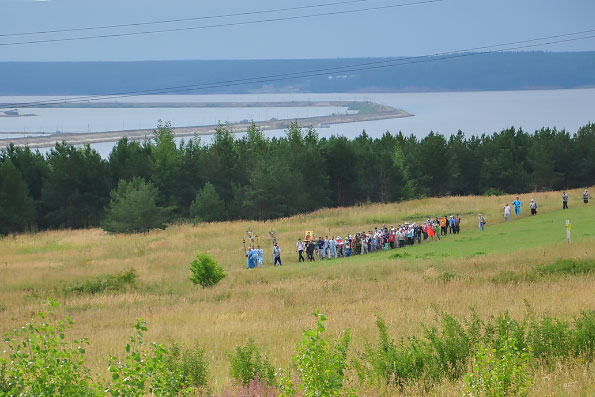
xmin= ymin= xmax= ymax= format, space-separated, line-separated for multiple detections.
xmin=1 ymin=187 xmax=594 ymax=395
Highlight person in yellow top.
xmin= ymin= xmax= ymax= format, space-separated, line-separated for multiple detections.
xmin=440 ymin=216 xmax=448 ymax=236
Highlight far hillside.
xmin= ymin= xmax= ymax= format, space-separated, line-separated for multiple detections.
xmin=1 ymin=51 xmax=595 ymax=95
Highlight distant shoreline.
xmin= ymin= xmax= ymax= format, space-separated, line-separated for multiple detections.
xmin=0 ymin=101 xmax=413 ymax=149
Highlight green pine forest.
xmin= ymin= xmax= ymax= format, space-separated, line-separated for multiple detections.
xmin=1 ymin=121 xmax=595 ymax=235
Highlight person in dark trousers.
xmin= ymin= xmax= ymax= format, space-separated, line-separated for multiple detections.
xmin=296 ymin=238 xmax=305 ymax=262
xmin=562 ymin=191 xmax=569 ymax=210
xmin=273 ymin=242 xmax=282 ymax=266
xmin=584 ymin=189 xmax=590 ymax=204
xmin=306 ymin=241 xmax=315 ymax=261
xmin=530 ymin=199 xmax=538 ymax=215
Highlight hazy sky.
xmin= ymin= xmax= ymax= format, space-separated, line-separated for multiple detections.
xmin=1 ymin=0 xmax=594 ymax=61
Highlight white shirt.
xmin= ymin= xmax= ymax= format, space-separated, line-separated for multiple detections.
xmin=504 ymin=205 xmax=511 ymax=215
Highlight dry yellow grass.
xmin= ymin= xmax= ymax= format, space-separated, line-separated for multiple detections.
xmin=0 ymin=187 xmax=594 ymax=395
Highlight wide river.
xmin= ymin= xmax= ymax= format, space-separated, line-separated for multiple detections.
xmin=1 ymin=88 xmax=594 ymax=157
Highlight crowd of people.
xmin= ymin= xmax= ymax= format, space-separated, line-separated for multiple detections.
xmin=246 ymin=189 xmax=590 ymax=268
xmin=296 ymin=215 xmax=462 ymax=262
xmin=244 ymin=215 xmax=463 ymax=268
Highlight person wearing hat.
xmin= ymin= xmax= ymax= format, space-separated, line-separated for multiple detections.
xmin=478 ymin=214 xmax=486 ymax=231
xmin=530 ymin=199 xmax=538 ymax=215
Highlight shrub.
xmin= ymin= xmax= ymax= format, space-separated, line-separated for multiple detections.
xmin=536 ymin=259 xmax=595 ymax=276
xmin=358 ymin=317 xmax=432 ymax=387
xmin=465 ymin=337 xmax=533 ymax=397
xmin=189 ymin=253 xmax=226 ymax=288
xmin=228 ymin=338 xmax=275 ymax=386
xmin=424 ymin=313 xmax=479 ymax=380
xmin=165 ymin=341 xmax=210 ymax=391
xmin=280 ymin=311 xmax=352 ymax=396
xmin=0 ymin=299 xmax=96 ymax=396
xmin=106 ymin=319 xmax=193 ymax=396
xmin=482 ymin=188 xmax=505 ymax=197
xmin=526 ymin=316 xmax=571 ymax=365
xmin=572 ymin=310 xmax=595 ymax=360
xmin=66 ymin=268 xmax=137 ymax=295
xmin=436 ymin=271 xmax=459 ymax=283
xmin=491 ymin=270 xmax=537 ymax=284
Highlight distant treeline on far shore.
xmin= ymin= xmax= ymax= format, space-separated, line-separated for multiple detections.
xmin=1 ymin=121 xmax=594 ymax=235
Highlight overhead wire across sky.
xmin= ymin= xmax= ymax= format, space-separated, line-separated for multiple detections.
xmin=0 ymin=0 xmax=443 ymax=46
xmin=0 ymin=0 xmax=439 ymax=38
xmin=2 ymin=28 xmax=595 ymax=109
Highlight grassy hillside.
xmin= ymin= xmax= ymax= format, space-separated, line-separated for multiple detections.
xmin=1 ymin=187 xmax=594 ymax=394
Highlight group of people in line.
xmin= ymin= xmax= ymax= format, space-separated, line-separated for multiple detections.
xmin=245 ymin=241 xmax=283 ymax=268
xmin=246 ymin=215 xmax=462 ymax=268
xmin=495 ymin=189 xmax=590 ymax=229
xmin=268 ymin=215 xmax=461 ymax=266
xmin=247 ymin=189 xmax=591 ymax=267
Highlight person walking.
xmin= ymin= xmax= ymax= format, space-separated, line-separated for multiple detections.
xmin=329 ymin=236 xmax=337 ymax=259
xmin=273 ymin=242 xmax=282 ymax=266
xmin=504 ymin=203 xmax=511 ymax=221
xmin=512 ymin=196 xmax=521 ymax=216
xmin=306 ymin=241 xmax=315 ymax=261
xmin=530 ymin=198 xmax=538 ymax=214
xmin=257 ymin=245 xmax=264 ymax=267
xmin=583 ymin=189 xmax=589 ymax=204
xmin=478 ymin=214 xmax=486 ymax=231
xmin=336 ymin=236 xmax=343 ymax=257
xmin=317 ymin=237 xmax=325 ymax=260
xmin=448 ymin=216 xmax=455 ymax=234
xmin=296 ymin=238 xmax=305 ymax=262
xmin=455 ymin=214 xmax=461 ymax=234
xmin=562 ymin=191 xmax=569 ymax=210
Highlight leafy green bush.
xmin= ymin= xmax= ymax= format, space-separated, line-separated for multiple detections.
xmin=357 ymin=316 xmax=432 ymax=388
xmin=572 ymin=310 xmax=595 ymax=359
xmin=424 ymin=313 xmax=481 ymax=380
xmin=526 ymin=317 xmax=571 ymax=365
xmin=228 ymin=338 xmax=275 ymax=386
xmin=482 ymin=188 xmax=505 ymax=197
xmin=436 ymin=271 xmax=459 ymax=283
xmin=280 ymin=311 xmax=352 ymax=396
xmin=189 ymin=253 xmax=226 ymax=288
xmin=66 ymin=268 xmax=137 ymax=295
xmin=0 ymin=300 xmax=97 ymax=396
xmin=536 ymin=259 xmax=595 ymax=276
xmin=465 ymin=337 xmax=533 ymax=397
xmin=492 ymin=259 xmax=595 ymax=284
xmin=491 ymin=270 xmax=538 ymax=284
xmin=106 ymin=319 xmax=193 ymax=396
xmin=164 ymin=341 xmax=210 ymax=391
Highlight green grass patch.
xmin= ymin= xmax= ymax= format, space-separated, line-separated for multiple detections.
xmin=536 ymin=259 xmax=595 ymax=276
xmin=64 ymin=268 xmax=137 ymax=295
xmin=16 ymin=240 xmax=74 ymax=255
xmin=436 ymin=271 xmax=460 ymax=283
xmin=389 ymin=251 xmax=411 ymax=259
xmin=492 ymin=259 xmax=594 ymax=284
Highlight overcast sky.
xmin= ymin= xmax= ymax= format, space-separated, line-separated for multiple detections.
xmin=1 ymin=0 xmax=594 ymax=61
